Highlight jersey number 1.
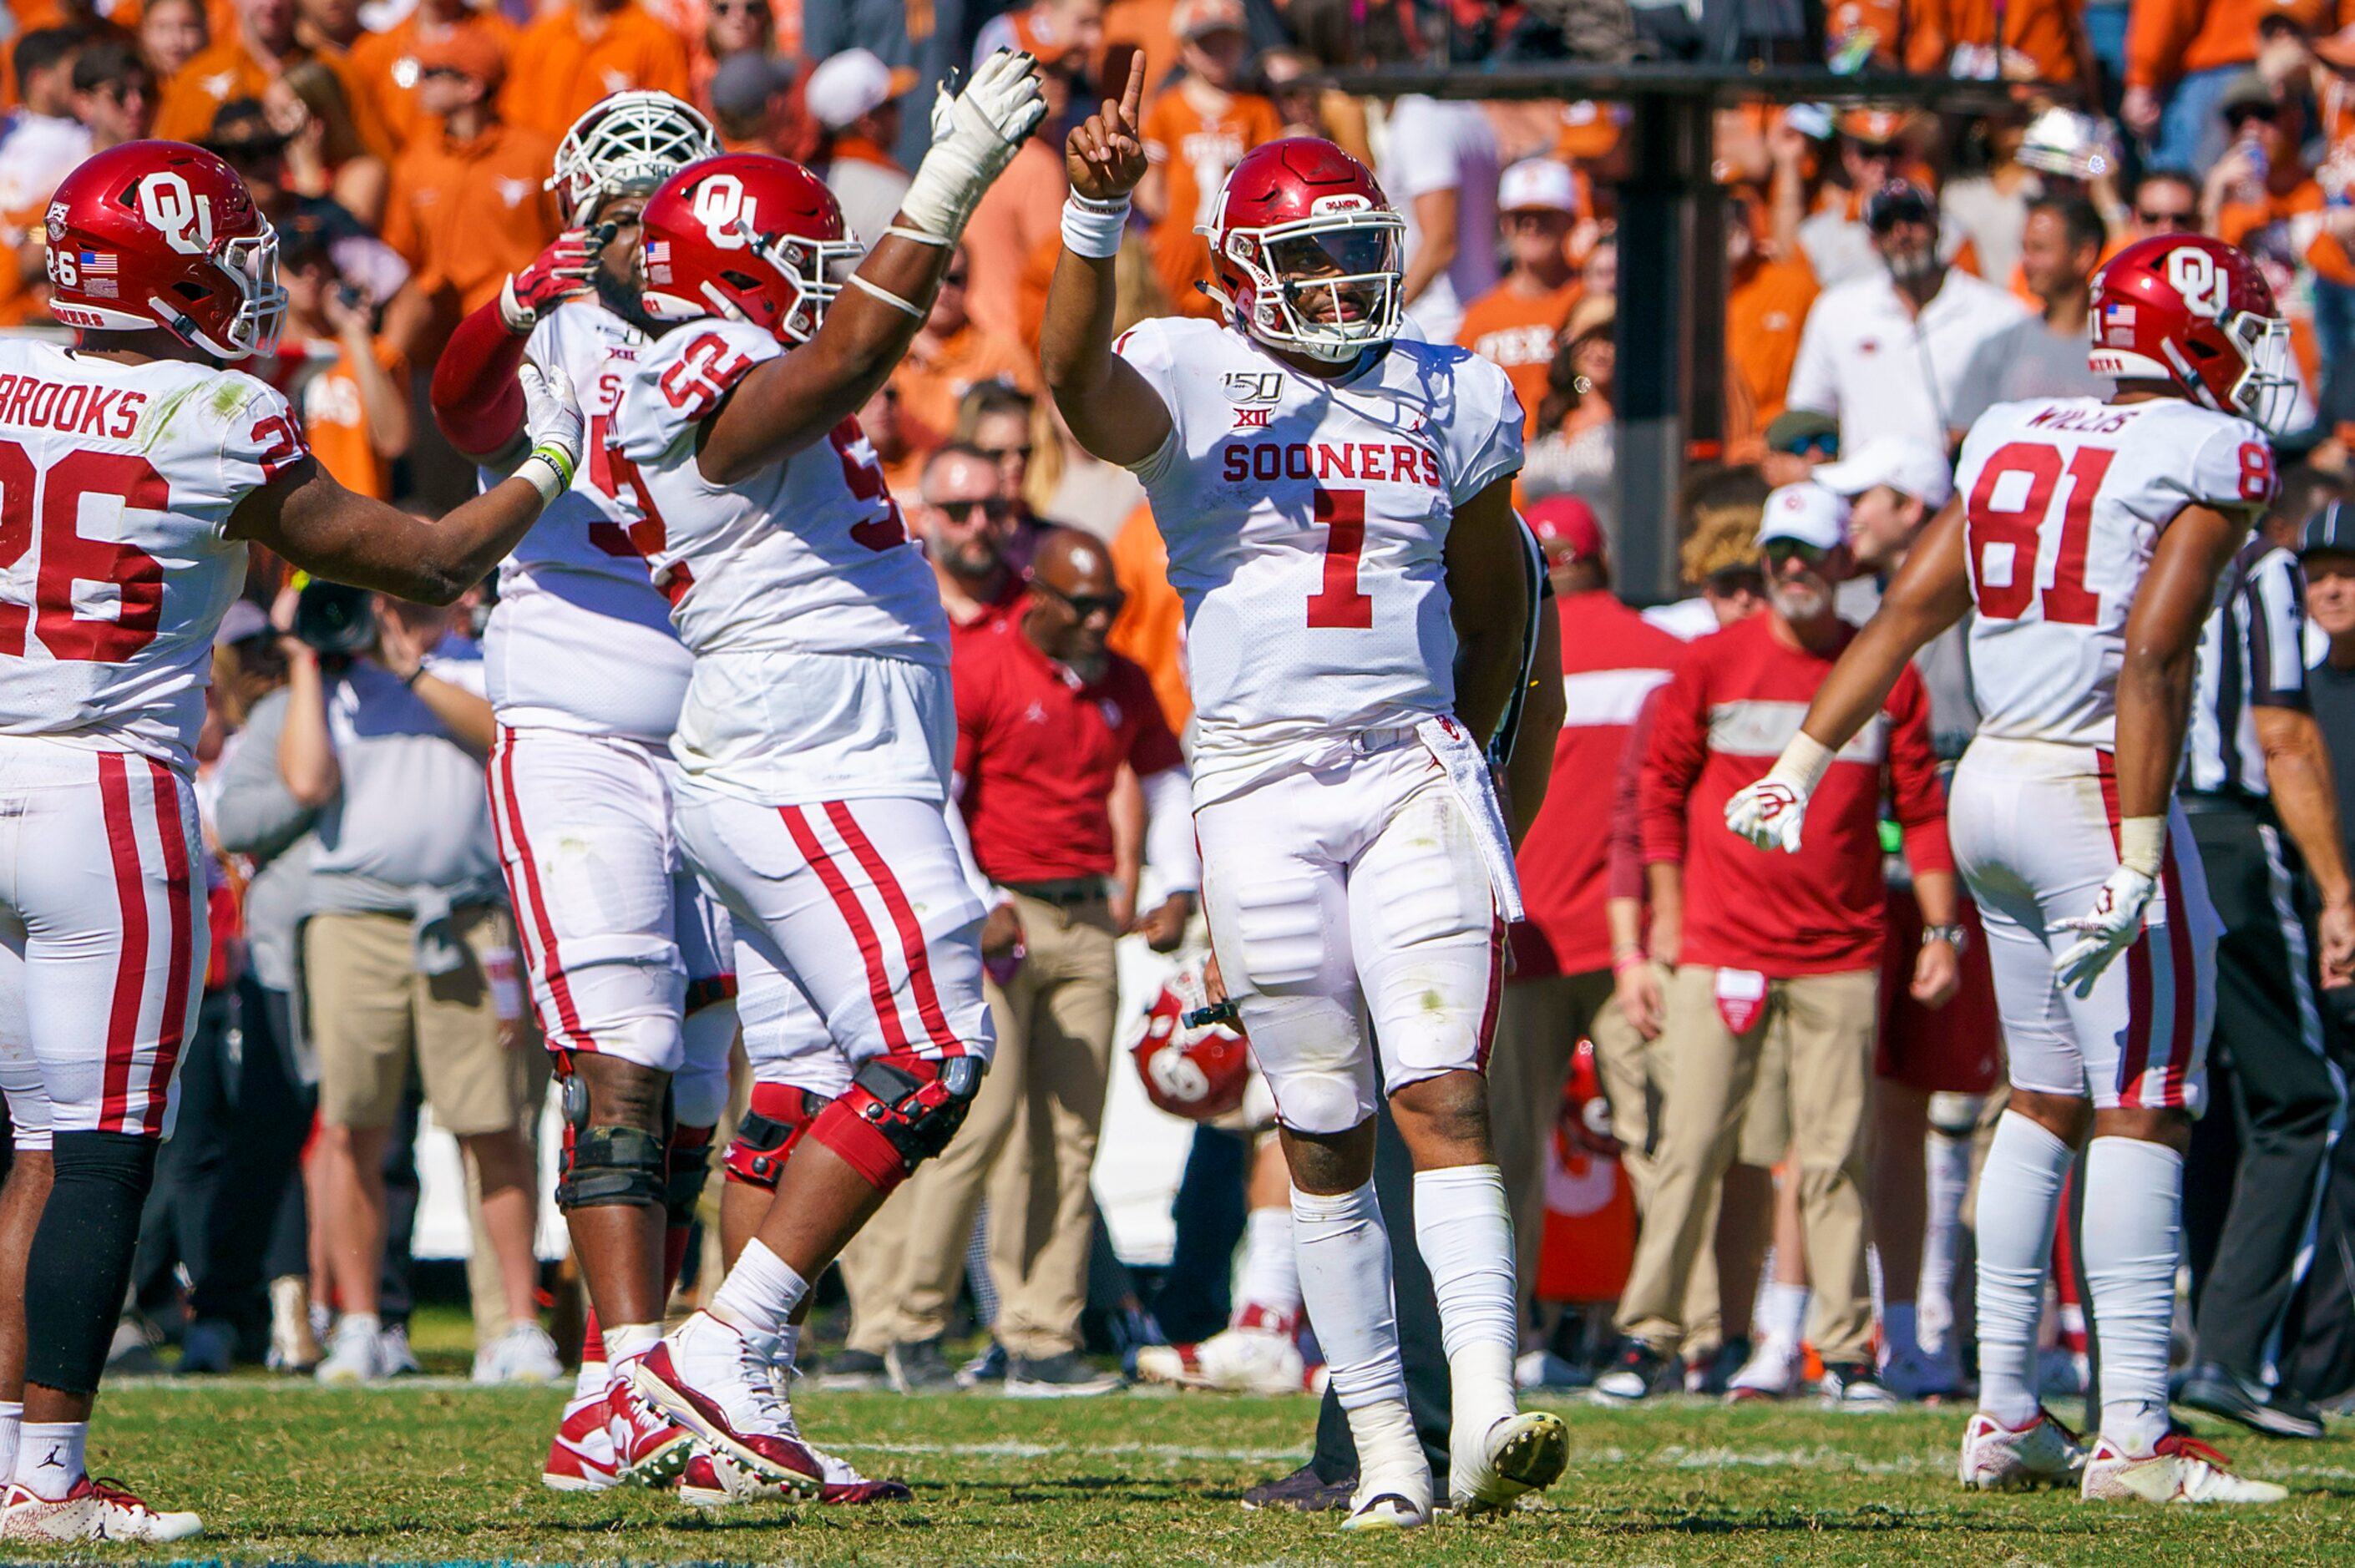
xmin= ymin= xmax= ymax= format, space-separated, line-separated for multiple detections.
xmin=1306 ymin=487 xmax=1373 ymax=629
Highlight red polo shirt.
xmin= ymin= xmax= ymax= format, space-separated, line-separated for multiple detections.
xmin=954 ymin=612 xmax=1185 ymax=886
xmin=1511 ymin=589 xmax=1687 ymax=979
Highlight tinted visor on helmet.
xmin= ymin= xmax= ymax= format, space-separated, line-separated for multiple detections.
xmin=1267 ymin=225 xmax=1398 ymax=324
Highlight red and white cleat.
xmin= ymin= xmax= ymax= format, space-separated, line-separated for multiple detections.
xmin=1135 ymin=1325 xmax=1309 ymax=1395
xmin=542 ymin=1387 xmax=620 ymax=1492
xmin=1958 ymin=1409 xmax=2086 ymax=1491
xmin=0 ymin=1478 xmax=202 ymax=1542
xmin=605 ymin=1362 xmax=696 ymax=1487
xmin=676 ymin=1447 xmax=912 ymax=1507
xmin=2080 ymin=1432 xmax=2288 ymax=1505
xmin=631 ymin=1315 xmax=822 ymax=1499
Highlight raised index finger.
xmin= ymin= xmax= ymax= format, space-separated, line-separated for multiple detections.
xmin=1118 ymin=50 xmax=1146 ymax=129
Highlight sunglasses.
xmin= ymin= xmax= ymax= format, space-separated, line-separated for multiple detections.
xmin=977 ymin=443 xmax=1032 ymax=463
xmin=1867 ymin=202 xmax=1933 ymax=233
xmin=1036 ymin=579 xmax=1126 ymax=620
xmin=941 ymin=271 xmax=970 ymax=287
xmin=935 ymin=498 xmax=1014 ymax=524
xmin=710 ymin=0 xmax=768 ymax=12
xmin=2136 ymin=207 xmax=2198 ymax=230
xmin=1775 ymin=433 xmax=1838 ymax=460
xmin=1761 ymin=538 xmax=1830 ymax=565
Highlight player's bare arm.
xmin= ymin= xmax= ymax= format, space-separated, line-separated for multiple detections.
xmin=1445 ymin=476 xmax=1531 ymax=746
xmin=234 ymin=366 xmax=584 ymax=605
xmin=2113 ymin=503 xmax=2248 ymax=825
xmin=1039 ymin=53 xmax=1176 ymax=469
xmin=699 ymin=53 xmax=1046 ymax=485
xmin=1726 ymin=498 xmax=1971 ymax=852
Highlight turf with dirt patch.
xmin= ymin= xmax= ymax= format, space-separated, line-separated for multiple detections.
xmin=33 ymin=1378 xmax=2355 ymax=1565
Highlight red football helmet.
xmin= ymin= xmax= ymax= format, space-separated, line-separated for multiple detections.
xmin=1200 ymin=137 xmax=1406 ymax=364
xmin=43 ymin=140 xmax=285 ymax=360
xmin=1131 ymin=961 xmax=1251 ymax=1122
xmin=638 ymin=154 xmax=862 ymax=345
xmin=2088 ymin=234 xmax=2295 ymax=427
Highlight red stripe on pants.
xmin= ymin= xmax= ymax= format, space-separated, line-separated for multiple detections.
xmin=143 ymin=760 xmax=194 ymax=1137
xmin=2096 ymin=752 xmax=2157 ymax=1103
xmin=823 ymin=801 xmax=962 ymax=1056
xmin=491 ymin=728 xmax=596 ymax=1054
xmin=2158 ymin=847 xmax=2196 ymax=1107
xmin=95 ymin=753 xmax=149 ymax=1134
xmin=778 ymin=804 xmax=909 ymax=1053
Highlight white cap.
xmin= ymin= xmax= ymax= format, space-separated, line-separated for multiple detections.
xmin=805 ymin=48 xmax=906 ymax=130
xmin=1812 ymin=436 xmax=1954 ymax=510
xmin=1497 ymin=158 xmax=1578 ymax=215
xmin=1758 ymin=482 xmax=1851 ymax=552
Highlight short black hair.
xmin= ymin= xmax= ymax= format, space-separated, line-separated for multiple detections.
xmin=2274 ymin=462 xmax=2342 ymax=532
xmin=2028 ymin=194 xmax=2107 ymax=259
xmin=13 ymin=26 xmax=84 ymax=94
xmin=69 ymin=40 xmax=149 ymax=97
xmin=2133 ymin=168 xmax=2199 ymax=205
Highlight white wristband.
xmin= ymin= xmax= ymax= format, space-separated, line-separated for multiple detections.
xmin=848 ymin=271 xmax=926 ymax=319
xmin=2118 ymin=815 xmax=2165 ymax=879
xmin=1061 ymin=193 xmax=1130 ymax=260
xmin=514 ymin=448 xmax=573 ymax=506
xmin=1766 ymin=731 xmax=1836 ymax=795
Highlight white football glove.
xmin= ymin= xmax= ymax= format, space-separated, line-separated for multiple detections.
xmin=2051 ymin=864 xmax=2156 ymax=998
xmin=1724 ymin=779 xmax=1810 ymax=853
xmin=514 ymin=362 xmax=583 ymax=504
xmin=899 ymin=49 xmax=1049 ymax=243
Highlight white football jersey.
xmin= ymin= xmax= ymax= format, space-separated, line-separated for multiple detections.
xmin=607 ymin=316 xmax=951 ymax=802
xmin=1113 ymin=316 xmax=1522 ymax=802
xmin=1955 ymin=395 xmax=2274 ymax=748
xmin=0 ymin=339 xmax=288 ymax=770
xmin=482 ymin=301 xmax=694 ymax=745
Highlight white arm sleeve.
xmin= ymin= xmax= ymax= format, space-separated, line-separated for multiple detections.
xmin=1139 ymin=765 xmax=1200 ymax=896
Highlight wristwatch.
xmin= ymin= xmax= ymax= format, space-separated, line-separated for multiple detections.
xmin=1921 ymin=923 xmax=1969 ymax=953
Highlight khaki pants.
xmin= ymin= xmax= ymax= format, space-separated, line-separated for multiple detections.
xmin=1486 ymin=970 xmax=1614 ymax=1314
xmin=307 ymin=905 xmax=524 ymax=1136
xmin=873 ymin=892 xmax=1120 ymax=1356
xmin=1613 ymin=966 xmax=1878 ymax=1363
xmin=1588 ymin=971 xmax=1721 ymax=1354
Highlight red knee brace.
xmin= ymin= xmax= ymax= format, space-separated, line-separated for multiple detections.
xmin=808 ymin=1054 xmax=985 ymax=1195
xmin=721 ymin=1083 xmax=829 ymax=1191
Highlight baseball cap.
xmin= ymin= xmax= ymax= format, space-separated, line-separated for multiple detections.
xmin=1812 ymin=436 xmax=1953 ymax=510
xmin=710 ymin=51 xmax=793 ymax=121
xmin=1524 ymin=495 xmax=1604 ymax=563
xmin=1497 ymin=158 xmax=1578 ymax=215
xmin=2299 ymin=500 xmax=2355 ymax=558
xmin=1764 ymin=407 xmax=1839 ymax=456
xmin=1864 ymin=178 xmax=1937 ymax=231
xmin=1174 ymin=0 xmax=1247 ymax=38
xmin=2220 ymin=70 xmax=2279 ymax=124
xmin=1557 ymin=99 xmax=1624 ymax=162
xmin=804 ymin=48 xmax=915 ymax=130
xmin=1757 ymin=483 xmax=1851 ymax=552
xmin=414 ymin=23 xmax=505 ymax=89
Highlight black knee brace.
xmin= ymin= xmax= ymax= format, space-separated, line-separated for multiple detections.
xmin=555 ymin=1071 xmax=668 ymax=1211
xmin=665 ymin=1122 xmax=715 ymax=1227
xmin=26 ymin=1130 xmax=159 ymax=1397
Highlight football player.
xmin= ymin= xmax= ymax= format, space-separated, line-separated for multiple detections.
xmin=1037 ymin=58 xmax=1567 ymax=1529
xmin=590 ymin=53 xmax=1046 ymax=1500
xmin=0 ymin=139 xmax=581 ymax=1541
xmin=1726 ymin=233 xmax=2292 ymax=1505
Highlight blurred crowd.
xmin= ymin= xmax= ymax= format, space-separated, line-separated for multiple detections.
xmin=11 ymin=0 xmax=2355 ymax=1415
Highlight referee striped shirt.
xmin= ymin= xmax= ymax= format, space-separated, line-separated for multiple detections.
xmin=2186 ymin=539 xmax=2308 ymax=798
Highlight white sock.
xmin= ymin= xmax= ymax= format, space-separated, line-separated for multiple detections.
xmin=775 ymin=1323 xmax=802 ymax=1379
xmin=1291 ymin=1182 xmax=1409 ymax=1411
xmin=0 ymin=1399 xmax=22 ymax=1485
xmin=1882 ymin=1300 xmax=1920 ymax=1362
xmin=1233 ymin=1206 xmax=1302 ymax=1324
xmin=1758 ymin=1281 xmax=1811 ymax=1349
xmin=337 ymin=1310 xmax=382 ymax=1340
xmin=710 ymin=1239 xmax=809 ymax=1342
xmin=1919 ymin=1130 xmax=1973 ymax=1353
xmin=15 ymin=1422 xmax=84 ymax=1500
xmin=570 ymin=1358 xmax=608 ymax=1404
xmin=602 ymin=1322 xmax=661 ymax=1366
xmin=1411 ymin=1165 xmax=1519 ymax=1444
xmin=1973 ymin=1110 xmax=2071 ymax=1429
xmin=2082 ymin=1135 xmax=2183 ymax=1455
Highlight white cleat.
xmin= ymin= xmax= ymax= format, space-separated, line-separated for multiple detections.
xmin=1958 ymin=1409 xmax=2086 ymax=1491
xmin=1724 ymin=1338 xmax=1802 ymax=1404
xmin=0 ymin=1478 xmax=201 ymax=1542
xmin=2080 ymin=1432 xmax=2288 ymax=1505
xmin=315 ymin=1315 xmax=388 ymax=1385
xmin=474 ymin=1322 xmax=566 ymax=1385
xmin=1134 ymin=1326 xmax=1309 ymax=1395
xmin=1448 ymin=1409 xmax=1569 ymax=1515
xmin=1880 ymin=1343 xmax=1964 ymax=1403
xmin=1339 ymin=1486 xmax=1431 ymax=1532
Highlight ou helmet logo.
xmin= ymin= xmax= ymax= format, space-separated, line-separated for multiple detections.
xmin=2166 ymin=246 xmax=2227 ymax=320
xmin=692 ymin=174 xmax=759 ymax=250
xmin=139 ymin=171 xmax=214 ymax=256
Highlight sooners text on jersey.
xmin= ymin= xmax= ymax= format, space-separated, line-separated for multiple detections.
xmin=1954 ymin=394 xmax=2274 ymax=748
xmin=0 ymin=339 xmax=299 ymax=768
xmin=1112 ymin=316 xmax=1522 ymax=802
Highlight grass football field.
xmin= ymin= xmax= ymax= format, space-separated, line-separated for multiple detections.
xmin=43 ymin=1360 xmax=2355 ymax=1565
